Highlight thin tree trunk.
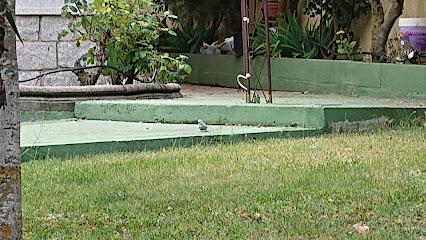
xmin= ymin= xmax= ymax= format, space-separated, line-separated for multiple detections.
xmin=0 ymin=0 xmax=22 ymax=239
xmin=371 ymin=0 xmax=404 ymax=62
xmin=370 ymin=0 xmax=384 ymax=53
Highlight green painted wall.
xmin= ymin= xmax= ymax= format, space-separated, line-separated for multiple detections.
xmin=21 ymin=111 xmax=75 ymax=122
xmin=183 ymin=54 xmax=426 ymax=99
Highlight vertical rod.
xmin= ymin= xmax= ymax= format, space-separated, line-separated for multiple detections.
xmin=241 ymin=0 xmax=251 ymax=103
xmin=263 ymin=0 xmax=273 ymax=104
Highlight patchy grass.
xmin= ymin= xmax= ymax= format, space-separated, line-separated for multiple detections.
xmin=22 ymin=127 xmax=425 ymax=239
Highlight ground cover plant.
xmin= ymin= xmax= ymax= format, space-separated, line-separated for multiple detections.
xmin=22 ymin=126 xmax=425 ymax=239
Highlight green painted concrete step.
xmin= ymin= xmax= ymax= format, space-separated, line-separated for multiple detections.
xmin=74 ymin=93 xmax=426 ymax=129
xmin=21 ymin=120 xmax=319 ymax=161
xmin=75 ymin=100 xmax=324 ymax=128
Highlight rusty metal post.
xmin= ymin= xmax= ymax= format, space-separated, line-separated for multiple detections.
xmin=241 ymin=0 xmax=251 ymax=103
xmin=263 ymin=0 xmax=273 ymax=103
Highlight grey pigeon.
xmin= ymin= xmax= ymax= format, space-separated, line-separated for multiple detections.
xmin=198 ymin=119 xmax=208 ymax=131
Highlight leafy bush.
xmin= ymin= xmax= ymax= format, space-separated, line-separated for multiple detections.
xmin=60 ymin=0 xmax=191 ymax=84
xmin=336 ymin=30 xmax=360 ymax=60
xmin=252 ymin=13 xmax=334 ymax=59
xmin=160 ymin=19 xmax=218 ymax=54
xmin=155 ymin=0 xmax=240 ymax=41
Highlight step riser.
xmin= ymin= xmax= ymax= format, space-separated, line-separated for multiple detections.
xmin=21 ymin=128 xmax=320 ymax=161
xmin=75 ymin=103 xmax=325 ymax=128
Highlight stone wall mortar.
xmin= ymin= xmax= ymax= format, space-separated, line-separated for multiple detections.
xmin=16 ymin=14 xmax=92 ymax=86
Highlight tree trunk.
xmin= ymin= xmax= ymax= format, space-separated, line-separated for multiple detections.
xmin=370 ymin=0 xmax=384 ymax=53
xmin=0 ymin=0 xmax=23 ymax=239
xmin=371 ymin=0 xmax=404 ymax=62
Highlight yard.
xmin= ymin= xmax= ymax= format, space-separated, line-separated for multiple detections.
xmin=22 ymin=125 xmax=425 ymax=239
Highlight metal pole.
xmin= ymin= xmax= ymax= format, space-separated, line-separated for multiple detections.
xmin=263 ymin=0 xmax=273 ymax=103
xmin=241 ymin=0 xmax=251 ymax=103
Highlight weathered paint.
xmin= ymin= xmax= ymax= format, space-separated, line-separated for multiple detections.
xmin=183 ymin=54 xmax=426 ymax=99
xmin=75 ymin=101 xmax=325 ymax=128
xmin=75 ymin=93 xmax=425 ymax=129
xmin=20 ymin=111 xmax=74 ymax=122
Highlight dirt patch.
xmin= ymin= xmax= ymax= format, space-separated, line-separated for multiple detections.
xmin=179 ymin=83 xmax=298 ymax=96
xmin=179 ymin=83 xmax=241 ymax=95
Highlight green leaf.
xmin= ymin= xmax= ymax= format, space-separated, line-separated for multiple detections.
xmin=5 ymin=7 xmax=23 ymax=44
xmin=69 ymin=6 xmax=78 ymax=12
xmin=182 ymin=64 xmax=192 ymax=75
xmin=65 ymin=12 xmax=73 ymax=19
xmin=168 ymin=30 xmax=177 ymax=36
xmin=117 ymin=2 xmax=126 ymax=9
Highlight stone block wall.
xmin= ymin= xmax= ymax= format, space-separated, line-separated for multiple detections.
xmin=16 ymin=8 xmax=95 ymax=86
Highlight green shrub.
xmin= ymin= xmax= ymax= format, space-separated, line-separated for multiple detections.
xmin=160 ymin=19 xmax=217 ymax=54
xmin=60 ymin=0 xmax=191 ymax=84
xmin=252 ymin=13 xmax=334 ymax=59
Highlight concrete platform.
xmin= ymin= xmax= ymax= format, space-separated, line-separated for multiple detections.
xmin=20 ymin=85 xmax=426 ymax=160
xmin=21 ymin=120 xmax=318 ymax=161
xmin=75 ymin=92 xmax=426 ymax=129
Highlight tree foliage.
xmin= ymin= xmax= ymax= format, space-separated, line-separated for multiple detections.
xmin=61 ymin=0 xmax=191 ymax=85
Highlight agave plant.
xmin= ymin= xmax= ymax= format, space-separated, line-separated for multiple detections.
xmin=252 ymin=13 xmax=334 ymax=59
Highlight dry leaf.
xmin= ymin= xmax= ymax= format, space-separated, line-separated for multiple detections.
xmin=353 ymin=223 xmax=370 ymax=233
xmin=240 ymin=213 xmax=252 ymax=221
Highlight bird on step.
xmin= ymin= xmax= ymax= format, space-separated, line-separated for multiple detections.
xmin=198 ymin=119 xmax=208 ymax=131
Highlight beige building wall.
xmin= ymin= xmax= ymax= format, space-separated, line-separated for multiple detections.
xmin=283 ymin=0 xmax=425 ymax=57
xmin=352 ymin=0 xmax=425 ymax=54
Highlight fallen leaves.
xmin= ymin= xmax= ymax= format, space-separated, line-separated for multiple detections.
xmin=240 ymin=213 xmax=252 ymax=221
xmin=240 ymin=212 xmax=263 ymax=222
xmin=353 ymin=223 xmax=370 ymax=233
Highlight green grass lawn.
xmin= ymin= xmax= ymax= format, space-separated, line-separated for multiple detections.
xmin=22 ymin=126 xmax=425 ymax=239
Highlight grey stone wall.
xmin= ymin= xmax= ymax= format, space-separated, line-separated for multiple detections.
xmin=16 ymin=4 xmax=99 ymax=86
